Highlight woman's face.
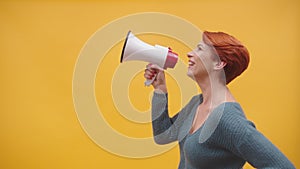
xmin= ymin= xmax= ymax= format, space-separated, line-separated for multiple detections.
xmin=187 ymin=40 xmax=219 ymax=80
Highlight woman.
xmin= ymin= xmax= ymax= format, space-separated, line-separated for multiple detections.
xmin=144 ymin=31 xmax=295 ymax=169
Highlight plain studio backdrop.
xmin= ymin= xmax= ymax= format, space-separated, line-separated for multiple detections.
xmin=0 ymin=0 xmax=299 ymax=168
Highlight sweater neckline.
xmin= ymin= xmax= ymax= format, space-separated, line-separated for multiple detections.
xmin=188 ymin=94 xmax=241 ymax=136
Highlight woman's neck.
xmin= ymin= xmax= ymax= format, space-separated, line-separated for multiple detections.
xmin=196 ymin=77 xmax=235 ymax=109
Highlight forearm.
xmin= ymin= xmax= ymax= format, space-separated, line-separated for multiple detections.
xmin=151 ymin=92 xmax=178 ymax=144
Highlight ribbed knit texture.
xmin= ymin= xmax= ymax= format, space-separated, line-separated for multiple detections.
xmin=151 ymin=92 xmax=295 ymax=169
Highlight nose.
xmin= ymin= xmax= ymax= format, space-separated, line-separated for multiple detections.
xmin=187 ymin=51 xmax=194 ymax=58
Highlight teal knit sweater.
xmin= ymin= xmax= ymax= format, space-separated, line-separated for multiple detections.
xmin=151 ymin=92 xmax=295 ymax=169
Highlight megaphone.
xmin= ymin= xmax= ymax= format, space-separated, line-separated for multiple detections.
xmin=120 ymin=31 xmax=178 ymax=86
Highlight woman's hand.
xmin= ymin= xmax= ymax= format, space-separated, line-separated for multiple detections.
xmin=144 ymin=64 xmax=168 ymax=93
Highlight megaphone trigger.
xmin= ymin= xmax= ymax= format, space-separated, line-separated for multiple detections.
xmin=144 ymin=74 xmax=157 ymax=86
xmin=144 ymin=63 xmax=163 ymax=86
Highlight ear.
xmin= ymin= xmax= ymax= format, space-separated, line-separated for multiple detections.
xmin=215 ymin=61 xmax=227 ymax=70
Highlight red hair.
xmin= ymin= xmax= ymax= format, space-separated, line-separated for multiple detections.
xmin=203 ymin=31 xmax=250 ymax=84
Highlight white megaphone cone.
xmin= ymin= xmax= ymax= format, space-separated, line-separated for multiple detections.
xmin=120 ymin=31 xmax=178 ymax=86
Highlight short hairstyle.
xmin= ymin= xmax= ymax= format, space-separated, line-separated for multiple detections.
xmin=203 ymin=31 xmax=250 ymax=84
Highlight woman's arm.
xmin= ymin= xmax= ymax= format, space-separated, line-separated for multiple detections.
xmin=219 ymin=107 xmax=295 ymax=168
xmin=151 ymin=91 xmax=200 ymax=145
xmin=146 ymin=64 xmax=197 ymax=145
xmin=151 ymin=92 xmax=179 ymax=144
xmin=145 ymin=64 xmax=179 ymax=144
xmin=240 ymin=128 xmax=295 ymax=168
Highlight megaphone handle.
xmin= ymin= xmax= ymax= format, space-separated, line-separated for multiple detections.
xmin=144 ymin=74 xmax=157 ymax=86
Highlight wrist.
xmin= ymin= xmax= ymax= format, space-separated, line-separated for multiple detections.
xmin=154 ymin=84 xmax=167 ymax=93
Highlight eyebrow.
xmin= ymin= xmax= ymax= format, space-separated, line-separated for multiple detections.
xmin=197 ymin=44 xmax=203 ymax=48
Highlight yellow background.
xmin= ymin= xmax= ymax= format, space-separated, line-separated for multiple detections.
xmin=1 ymin=0 xmax=299 ymax=168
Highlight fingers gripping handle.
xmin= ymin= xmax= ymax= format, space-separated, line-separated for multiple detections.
xmin=144 ymin=48 xmax=178 ymax=86
xmin=144 ymin=74 xmax=157 ymax=86
xmin=144 ymin=64 xmax=162 ymax=86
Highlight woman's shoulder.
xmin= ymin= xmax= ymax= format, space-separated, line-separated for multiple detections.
xmin=222 ymin=102 xmax=254 ymax=124
xmin=197 ymin=102 xmax=253 ymax=143
xmin=217 ymin=102 xmax=255 ymax=131
xmin=211 ymin=102 xmax=257 ymax=143
xmin=197 ymin=102 xmax=256 ymax=146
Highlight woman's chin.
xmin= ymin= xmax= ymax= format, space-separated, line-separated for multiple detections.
xmin=187 ymin=71 xmax=196 ymax=80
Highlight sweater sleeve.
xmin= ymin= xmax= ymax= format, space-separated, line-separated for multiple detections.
xmin=238 ymin=127 xmax=295 ymax=169
xmin=219 ymin=107 xmax=295 ymax=169
xmin=151 ymin=92 xmax=179 ymax=144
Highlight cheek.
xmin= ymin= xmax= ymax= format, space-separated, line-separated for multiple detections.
xmin=198 ymin=56 xmax=215 ymax=72
xmin=194 ymin=58 xmax=212 ymax=77
xmin=195 ymin=57 xmax=206 ymax=70
xmin=190 ymin=60 xmax=206 ymax=77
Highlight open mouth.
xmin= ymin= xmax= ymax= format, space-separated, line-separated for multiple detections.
xmin=188 ymin=60 xmax=195 ymax=67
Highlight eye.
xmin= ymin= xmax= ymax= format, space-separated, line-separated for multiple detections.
xmin=197 ymin=45 xmax=202 ymax=51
